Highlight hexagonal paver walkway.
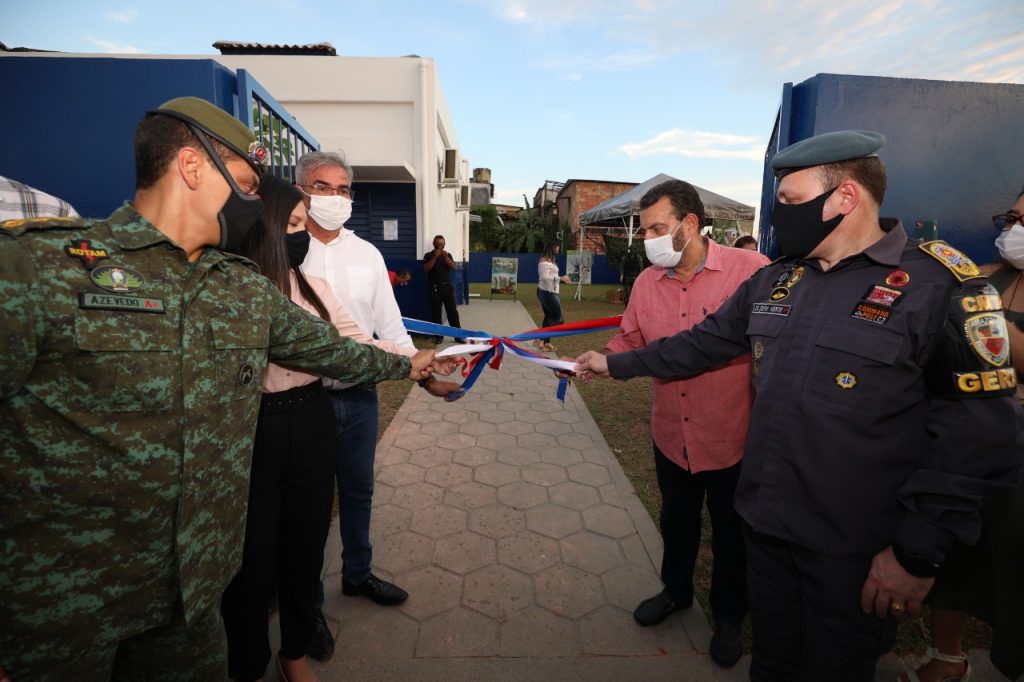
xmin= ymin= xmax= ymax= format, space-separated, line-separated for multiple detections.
xmin=263 ymin=299 xmax=745 ymax=681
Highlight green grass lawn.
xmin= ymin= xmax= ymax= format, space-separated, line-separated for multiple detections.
xmin=377 ymin=281 xmax=990 ymax=658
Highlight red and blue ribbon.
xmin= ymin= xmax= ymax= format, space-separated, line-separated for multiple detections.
xmin=403 ymin=316 xmax=622 ymax=401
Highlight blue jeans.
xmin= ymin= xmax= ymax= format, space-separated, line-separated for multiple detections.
xmin=536 ymin=288 xmax=563 ymax=344
xmin=316 ymin=384 xmax=379 ymax=607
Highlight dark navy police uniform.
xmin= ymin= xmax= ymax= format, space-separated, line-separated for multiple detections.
xmin=608 ymin=221 xmax=1024 ymax=679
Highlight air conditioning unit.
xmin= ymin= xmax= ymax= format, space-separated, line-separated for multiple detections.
xmin=456 ymin=184 xmax=471 ymax=210
xmin=440 ymin=148 xmax=459 ymax=186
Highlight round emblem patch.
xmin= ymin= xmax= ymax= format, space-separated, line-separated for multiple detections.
xmin=769 ymin=286 xmax=790 ymax=302
xmin=786 ymin=265 xmax=805 ymax=287
xmin=886 ymin=270 xmax=910 ymax=287
xmin=90 ymin=265 xmax=145 ymax=292
xmin=238 ymin=363 xmax=256 ymax=386
xmin=835 ymin=371 xmax=858 ymax=390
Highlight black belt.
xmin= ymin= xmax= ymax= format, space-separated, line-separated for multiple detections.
xmin=260 ymin=382 xmax=324 ymax=414
xmin=326 ymin=382 xmax=377 ymax=394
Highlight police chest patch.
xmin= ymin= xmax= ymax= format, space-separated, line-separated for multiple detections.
xmin=965 ymin=313 xmax=1010 ymax=367
xmin=66 ymin=239 xmax=110 ymax=270
xmin=851 ymin=302 xmax=891 ymax=325
xmin=752 ymin=302 xmax=792 ymax=316
xmin=835 ymin=371 xmax=858 ymax=389
xmin=90 ymin=265 xmax=145 ymax=293
xmin=863 ymin=285 xmax=903 ymax=307
xmin=79 ymin=292 xmax=165 ymax=313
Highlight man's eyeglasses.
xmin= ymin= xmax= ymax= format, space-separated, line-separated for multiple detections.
xmin=300 ymin=183 xmax=355 ymax=200
xmin=992 ymin=213 xmax=1022 ymax=231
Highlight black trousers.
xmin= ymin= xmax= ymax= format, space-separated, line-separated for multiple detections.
xmin=221 ymin=382 xmax=336 ymax=681
xmin=745 ymin=526 xmax=898 ymax=681
xmin=654 ymin=444 xmax=746 ymax=625
xmin=430 ymin=281 xmax=461 ymax=337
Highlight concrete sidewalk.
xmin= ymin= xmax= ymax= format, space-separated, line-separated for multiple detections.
xmin=267 ymin=299 xmax=1002 ymax=682
xmin=268 ymin=298 xmax=746 ymax=681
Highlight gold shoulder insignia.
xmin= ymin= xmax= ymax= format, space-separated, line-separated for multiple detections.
xmin=1 ymin=216 xmax=83 ymax=235
xmin=918 ymin=240 xmax=982 ymax=282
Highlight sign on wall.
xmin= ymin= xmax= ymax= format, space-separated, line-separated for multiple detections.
xmin=566 ymin=250 xmax=593 ymax=285
xmin=383 ymin=219 xmax=398 ymax=241
xmin=490 ymin=257 xmax=518 ymax=298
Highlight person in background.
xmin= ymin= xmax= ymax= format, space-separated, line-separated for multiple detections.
xmin=620 ymin=242 xmax=646 ymax=306
xmin=0 ymin=174 xmax=79 ymax=221
xmin=423 ymin=234 xmax=462 ymax=341
xmin=575 ymin=130 xmax=1023 ymax=680
xmin=733 ymin=235 xmax=758 ymax=250
xmin=898 ymin=188 xmax=1024 ymax=682
xmin=534 ymin=241 xmax=570 ymax=352
xmin=389 ymin=267 xmax=412 ymax=288
xmin=601 ymin=180 xmax=768 ymax=667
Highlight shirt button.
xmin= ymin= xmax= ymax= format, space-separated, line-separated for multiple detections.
xmin=680 ymin=392 xmax=686 ymax=397
xmin=681 ymin=313 xmax=687 ymax=317
xmin=684 ymin=417 xmax=689 ymax=421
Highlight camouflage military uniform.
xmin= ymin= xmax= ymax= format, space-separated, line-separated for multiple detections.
xmin=0 ymin=204 xmax=412 ymax=680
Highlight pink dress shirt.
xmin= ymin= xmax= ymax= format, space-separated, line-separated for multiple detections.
xmin=605 ymin=240 xmax=769 ymax=473
xmin=263 ymin=273 xmax=416 ymax=394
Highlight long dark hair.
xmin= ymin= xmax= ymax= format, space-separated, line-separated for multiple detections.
xmin=238 ymin=173 xmax=330 ymax=320
xmin=541 ymin=241 xmax=560 ymax=261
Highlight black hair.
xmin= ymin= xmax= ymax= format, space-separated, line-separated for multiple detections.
xmin=133 ymin=114 xmax=233 ymax=189
xmin=396 ymin=267 xmax=411 ymax=278
xmin=237 ymin=173 xmax=330 ymax=320
xmin=639 ymin=180 xmax=705 ymax=227
xmin=541 ymin=242 xmax=560 ymax=260
xmin=733 ymin=235 xmax=757 ymax=249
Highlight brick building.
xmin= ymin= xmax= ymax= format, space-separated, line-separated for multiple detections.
xmin=556 ymin=178 xmax=638 ymax=253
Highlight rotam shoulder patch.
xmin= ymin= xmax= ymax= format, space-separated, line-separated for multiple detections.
xmin=918 ymin=240 xmax=982 ymax=282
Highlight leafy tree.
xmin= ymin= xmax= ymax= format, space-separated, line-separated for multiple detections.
xmin=469 ymin=205 xmax=502 ymax=252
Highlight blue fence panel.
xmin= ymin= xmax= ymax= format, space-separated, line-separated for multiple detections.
xmin=758 ymin=74 xmax=1024 ymax=263
xmin=467 ymin=253 xmax=619 ymax=285
xmin=0 ymin=57 xmax=239 ymax=218
xmin=237 ymin=69 xmax=319 ymax=182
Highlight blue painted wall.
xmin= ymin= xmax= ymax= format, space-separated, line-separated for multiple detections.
xmin=467 ymin=253 xmax=620 ymax=285
xmin=758 ymin=74 xmax=1024 ymax=264
xmin=0 ymin=56 xmax=238 ymax=219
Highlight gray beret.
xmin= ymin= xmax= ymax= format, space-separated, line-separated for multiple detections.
xmin=771 ymin=130 xmax=885 ymax=177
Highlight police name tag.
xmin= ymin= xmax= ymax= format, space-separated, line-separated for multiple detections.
xmin=752 ymin=302 xmax=792 ymax=316
xmin=79 ymin=292 xmax=166 ymax=313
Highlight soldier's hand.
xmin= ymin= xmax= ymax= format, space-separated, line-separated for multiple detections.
xmin=574 ymin=351 xmax=610 ymax=382
xmin=408 ymin=349 xmax=435 ymax=381
xmin=860 ymin=546 xmax=934 ymax=620
xmin=433 ymin=356 xmax=459 ymax=376
xmin=421 ymin=375 xmax=465 ymax=401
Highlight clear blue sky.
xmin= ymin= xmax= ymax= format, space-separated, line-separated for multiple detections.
xmin=4 ymin=0 xmax=1023 ymax=208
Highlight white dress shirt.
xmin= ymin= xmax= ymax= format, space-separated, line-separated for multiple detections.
xmin=301 ymin=227 xmax=415 ymax=388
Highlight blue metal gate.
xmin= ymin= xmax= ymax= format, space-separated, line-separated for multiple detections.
xmin=236 ymin=69 xmax=320 ymax=181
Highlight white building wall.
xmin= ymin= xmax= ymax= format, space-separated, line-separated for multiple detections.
xmin=211 ymin=54 xmax=467 ymax=261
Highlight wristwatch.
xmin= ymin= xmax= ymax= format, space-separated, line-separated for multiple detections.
xmin=892 ymin=544 xmax=941 ymax=578
xmin=417 ymin=377 xmax=432 ymax=389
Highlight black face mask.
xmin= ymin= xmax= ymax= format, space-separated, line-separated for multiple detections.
xmin=190 ymin=127 xmax=265 ymax=253
xmin=286 ymin=230 xmax=311 ymax=268
xmin=770 ymin=186 xmax=845 ymax=258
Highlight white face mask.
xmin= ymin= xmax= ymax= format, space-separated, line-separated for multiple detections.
xmin=307 ymin=194 xmax=353 ymax=232
xmin=995 ymin=222 xmax=1024 ymax=270
xmin=644 ymin=219 xmax=692 ymax=269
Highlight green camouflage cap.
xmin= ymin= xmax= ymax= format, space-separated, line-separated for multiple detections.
xmin=148 ymin=96 xmax=268 ymax=173
xmin=771 ymin=130 xmax=885 ymax=178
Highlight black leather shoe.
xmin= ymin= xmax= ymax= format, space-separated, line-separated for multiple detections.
xmin=306 ymin=608 xmax=335 ymax=662
xmin=341 ymin=573 xmax=408 ymax=605
xmin=633 ymin=590 xmax=691 ymax=626
xmin=709 ymin=621 xmax=742 ymax=667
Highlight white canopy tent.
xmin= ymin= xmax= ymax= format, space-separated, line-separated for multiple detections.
xmin=573 ymin=173 xmax=755 ymax=299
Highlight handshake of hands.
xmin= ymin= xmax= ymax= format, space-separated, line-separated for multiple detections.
xmin=408 ymin=350 xmax=464 ymax=399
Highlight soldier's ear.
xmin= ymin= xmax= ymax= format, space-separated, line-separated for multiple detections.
xmin=177 ymin=146 xmax=204 ymax=190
